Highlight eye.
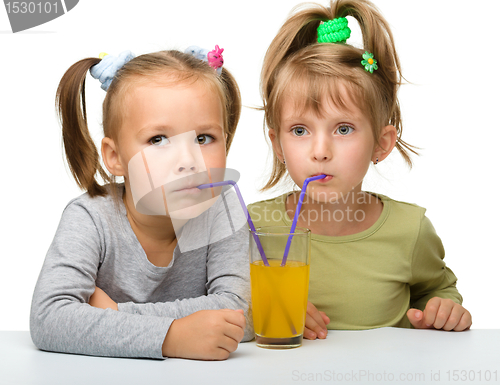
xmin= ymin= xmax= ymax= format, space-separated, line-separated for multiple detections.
xmin=149 ymin=135 xmax=169 ymax=146
xmin=291 ymin=126 xmax=309 ymax=137
xmin=336 ymin=125 xmax=354 ymax=136
xmin=196 ymin=134 xmax=214 ymax=145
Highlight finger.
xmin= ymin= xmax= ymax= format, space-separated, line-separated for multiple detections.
xmin=219 ymin=333 xmax=240 ymax=353
xmin=212 ymin=347 xmax=231 ymax=361
xmin=222 ymin=310 xmax=246 ymax=329
xmin=309 ymin=309 xmax=327 ymax=330
xmin=304 ymin=314 xmax=318 ymax=339
xmin=442 ymin=305 xmax=464 ymax=331
xmin=454 ymin=310 xmax=472 ymax=331
xmin=431 ymin=299 xmax=454 ymax=330
xmin=306 ymin=303 xmax=327 ymax=337
xmin=305 ymin=313 xmax=326 ymax=339
xmin=303 ymin=327 xmax=317 ymax=340
xmin=320 ymin=311 xmax=330 ymax=326
xmin=422 ymin=297 xmax=442 ymax=328
xmin=406 ymin=308 xmax=428 ymax=329
xmin=223 ymin=322 xmax=245 ymax=344
xmin=307 ymin=302 xmax=325 ymax=326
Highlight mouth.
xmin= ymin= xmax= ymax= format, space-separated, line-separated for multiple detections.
xmin=173 ymin=186 xmax=201 ymax=194
xmin=310 ymin=173 xmax=333 ymax=183
xmin=169 ymin=174 xmax=209 ymax=194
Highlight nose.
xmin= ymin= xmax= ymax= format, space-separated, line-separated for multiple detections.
xmin=178 ymin=164 xmax=197 ymax=172
xmin=175 ymin=145 xmax=199 ymax=174
xmin=312 ymin=133 xmax=332 ymax=162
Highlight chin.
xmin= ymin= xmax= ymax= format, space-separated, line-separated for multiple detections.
xmin=168 ymin=196 xmax=220 ymax=219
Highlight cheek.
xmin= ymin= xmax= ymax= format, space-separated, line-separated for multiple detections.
xmin=202 ymin=146 xmax=227 ymax=169
xmin=280 ymin=137 xmax=303 ymax=158
xmin=341 ymin=142 xmax=373 ymax=174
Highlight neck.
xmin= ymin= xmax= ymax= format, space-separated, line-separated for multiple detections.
xmin=123 ymin=187 xmax=186 ymax=267
xmin=286 ymin=189 xmax=382 ymax=237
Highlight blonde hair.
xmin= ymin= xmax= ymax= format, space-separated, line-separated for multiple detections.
xmin=56 ymin=50 xmax=241 ymax=197
xmin=261 ymin=0 xmax=417 ymax=191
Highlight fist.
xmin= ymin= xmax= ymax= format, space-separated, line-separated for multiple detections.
xmin=407 ymin=297 xmax=471 ymax=331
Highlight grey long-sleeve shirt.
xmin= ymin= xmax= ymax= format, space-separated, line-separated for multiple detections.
xmin=30 ymin=184 xmax=252 ymax=359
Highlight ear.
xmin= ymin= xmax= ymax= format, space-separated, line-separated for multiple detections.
xmin=373 ymin=125 xmax=397 ymax=163
xmin=268 ymin=128 xmax=284 ymax=162
xmin=101 ymin=137 xmax=125 ymax=176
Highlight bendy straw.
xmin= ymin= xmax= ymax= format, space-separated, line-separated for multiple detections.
xmin=281 ymin=174 xmax=326 ymax=266
xmin=198 ymin=180 xmax=270 ymax=266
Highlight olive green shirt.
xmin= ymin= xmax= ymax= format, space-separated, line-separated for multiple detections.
xmin=247 ymin=193 xmax=462 ymax=330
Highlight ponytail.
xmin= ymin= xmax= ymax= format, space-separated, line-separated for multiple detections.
xmin=332 ymin=0 xmax=417 ymax=165
xmin=56 ymin=58 xmax=112 ymax=197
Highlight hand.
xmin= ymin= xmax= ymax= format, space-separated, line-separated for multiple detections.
xmin=304 ymin=301 xmax=330 ymax=340
xmin=407 ymin=297 xmax=472 ymax=331
xmin=162 ymin=309 xmax=246 ymax=360
xmin=89 ymin=287 xmax=118 ymax=311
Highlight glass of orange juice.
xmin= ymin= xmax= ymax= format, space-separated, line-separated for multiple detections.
xmin=249 ymin=226 xmax=311 ymax=348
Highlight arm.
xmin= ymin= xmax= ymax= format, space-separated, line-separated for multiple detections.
xmin=116 ymin=190 xmax=254 ymax=341
xmin=406 ymin=214 xmax=471 ymax=330
xmin=30 ymin=201 xmax=172 ymax=359
xmin=89 ymin=287 xmax=247 ymax=359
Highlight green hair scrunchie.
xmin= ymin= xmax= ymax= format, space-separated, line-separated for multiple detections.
xmin=317 ymin=17 xmax=351 ymax=43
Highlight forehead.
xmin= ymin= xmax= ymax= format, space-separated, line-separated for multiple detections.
xmin=125 ymin=74 xmax=219 ymax=101
xmin=116 ymin=79 xmax=224 ymax=140
xmin=279 ymin=78 xmax=366 ymax=122
xmin=125 ymin=78 xmax=222 ymax=115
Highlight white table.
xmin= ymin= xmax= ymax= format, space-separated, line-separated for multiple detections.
xmin=1 ymin=329 xmax=499 ymax=385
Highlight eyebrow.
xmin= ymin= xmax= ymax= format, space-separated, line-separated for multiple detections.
xmin=282 ymin=112 xmax=361 ymax=123
xmin=138 ymin=124 xmax=224 ymax=137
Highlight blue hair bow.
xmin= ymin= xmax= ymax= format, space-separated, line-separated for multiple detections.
xmin=90 ymin=51 xmax=135 ymax=91
xmin=184 ymin=46 xmax=209 ymax=61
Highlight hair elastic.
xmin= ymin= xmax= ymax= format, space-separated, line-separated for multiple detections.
xmin=90 ymin=51 xmax=135 ymax=91
xmin=185 ymin=45 xmax=224 ymax=75
xmin=317 ymin=17 xmax=351 ymax=44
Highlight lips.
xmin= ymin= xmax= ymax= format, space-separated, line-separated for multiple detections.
xmin=310 ymin=173 xmax=333 ymax=182
xmin=168 ymin=174 xmax=209 ymax=193
xmin=175 ymin=186 xmax=200 ymax=193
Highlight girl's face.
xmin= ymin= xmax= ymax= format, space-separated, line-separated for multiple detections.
xmin=271 ymin=88 xmax=376 ymax=203
xmin=108 ymin=79 xmax=227 ymax=217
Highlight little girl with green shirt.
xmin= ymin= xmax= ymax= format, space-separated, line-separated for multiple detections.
xmin=248 ymin=0 xmax=471 ymax=338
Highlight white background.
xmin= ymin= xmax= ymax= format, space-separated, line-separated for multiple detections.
xmin=0 ymin=0 xmax=498 ymax=330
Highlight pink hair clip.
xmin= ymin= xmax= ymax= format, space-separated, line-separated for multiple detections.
xmin=207 ymin=45 xmax=224 ymax=74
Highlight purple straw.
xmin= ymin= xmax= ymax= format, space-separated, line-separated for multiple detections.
xmin=281 ymin=174 xmax=327 ymax=266
xmin=198 ymin=180 xmax=270 ymax=266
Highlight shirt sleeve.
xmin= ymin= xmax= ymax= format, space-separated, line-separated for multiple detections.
xmin=409 ymin=214 xmax=463 ymax=311
xmin=29 ymin=201 xmax=172 ymax=359
xmin=117 ymin=190 xmax=254 ymax=342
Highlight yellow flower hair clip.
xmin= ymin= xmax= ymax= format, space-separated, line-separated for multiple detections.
xmin=361 ymin=51 xmax=378 ymax=73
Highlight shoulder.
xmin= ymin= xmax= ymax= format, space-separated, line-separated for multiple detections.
xmin=373 ymin=194 xmax=437 ymax=243
xmin=377 ymin=194 xmax=427 ymax=223
xmin=49 ymin=185 xmax=126 ymax=259
xmin=376 ymin=194 xmax=442 ymax=252
xmin=61 ymin=184 xmax=124 ymax=229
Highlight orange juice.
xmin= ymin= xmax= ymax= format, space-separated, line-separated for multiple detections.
xmin=250 ymin=259 xmax=310 ymax=340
